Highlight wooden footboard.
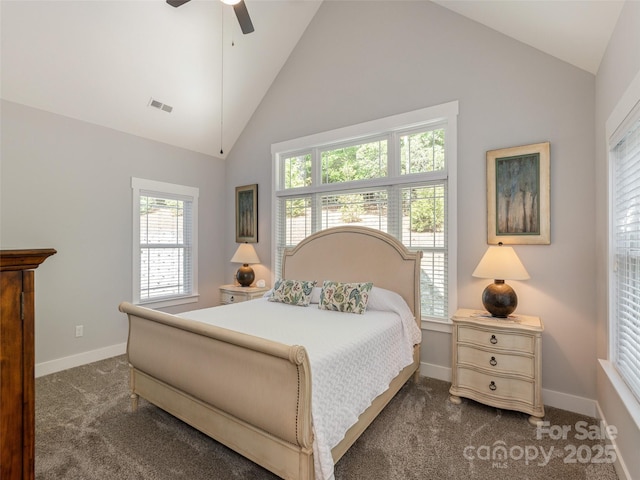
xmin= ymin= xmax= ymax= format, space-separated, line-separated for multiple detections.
xmin=119 ymin=301 xmax=420 ymax=480
xmin=118 ymin=226 xmax=424 ymax=480
xmin=119 ymin=301 xmax=315 ymax=479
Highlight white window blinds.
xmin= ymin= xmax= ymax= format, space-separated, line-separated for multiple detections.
xmin=272 ymin=102 xmax=458 ymax=322
xmin=132 ymin=178 xmax=199 ymax=307
xmin=611 ymin=106 xmax=640 ymax=402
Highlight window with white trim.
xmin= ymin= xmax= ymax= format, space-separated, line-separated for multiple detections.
xmin=272 ymin=102 xmax=458 ymax=322
xmin=610 ymin=100 xmax=640 ymax=403
xmin=132 ymin=178 xmax=199 ymax=308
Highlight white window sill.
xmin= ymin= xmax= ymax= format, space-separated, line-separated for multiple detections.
xmin=599 ymin=359 xmax=640 ymax=431
xmin=421 ymin=317 xmax=453 ymax=333
xmin=136 ymin=294 xmax=200 ymax=310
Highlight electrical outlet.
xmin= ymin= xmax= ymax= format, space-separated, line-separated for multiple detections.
xmin=75 ymin=325 xmax=83 ymax=338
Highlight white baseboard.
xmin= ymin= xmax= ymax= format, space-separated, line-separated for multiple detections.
xmin=596 ymin=401 xmax=632 ymax=480
xmin=542 ymin=387 xmax=597 ymax=417
xmin=420 ymin=361 xmax=451 ymax=382
xmin=419 ymin=361 xmax=598 ymax=417
xmin=35 ymin=343 xmax=127 ymax=378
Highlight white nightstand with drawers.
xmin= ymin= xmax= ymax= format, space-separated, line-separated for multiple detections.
xmin=449 ymin=308 xmax=544 ymax=425
xmin=219 ymin=284 xmax=269 ymax=305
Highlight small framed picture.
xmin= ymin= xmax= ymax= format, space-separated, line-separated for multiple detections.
xmin=235 ymin=184 xmax=258 ymax=243
xmin=486 ymin=142 xmax=550 ymax=245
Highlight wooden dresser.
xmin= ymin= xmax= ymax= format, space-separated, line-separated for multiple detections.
xmin=449 ymin=308 xmax=544 ymax=425
xmin=1 ymin=249 xmax=56 ymax=480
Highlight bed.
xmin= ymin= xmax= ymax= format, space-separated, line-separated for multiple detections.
xmin=118 ymin=226 xmax=423 ymax=480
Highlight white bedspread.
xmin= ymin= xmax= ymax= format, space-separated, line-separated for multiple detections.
xmin=179 ymin=291 xmax=419 ymax=480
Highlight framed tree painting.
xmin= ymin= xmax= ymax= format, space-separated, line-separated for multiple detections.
xmin=486 ymin=142 xmax=550 ymax=245
xmin=235 ymin=184 xmax=258 ymax=243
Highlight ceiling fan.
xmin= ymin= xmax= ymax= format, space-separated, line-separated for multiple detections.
xmin=167 ymin=0 xmax=254 ymax=35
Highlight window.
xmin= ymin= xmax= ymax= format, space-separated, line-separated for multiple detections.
xmin=132 ymin=178 xmax=199 ymax=308
xmin=609 ymin=100 xmax=640 ymax=403
xmin=272 ymin=102 xmax=458 ymax=322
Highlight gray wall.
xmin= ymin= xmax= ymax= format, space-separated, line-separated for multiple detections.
xmin=0 ymin=0 xmax=619 ymax=421
xmin=2 ymin=0 xmax=636 ymax=473
xmin=1 ymin=100 xmax=226 ymax=368
xmin=595 ymin=1 xmax=640 ymax=478
xmin=225 ymin=1 xmax=597 ymax=401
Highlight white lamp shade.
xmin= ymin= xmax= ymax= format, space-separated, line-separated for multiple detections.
xmin=231 ymin=243 xmax=260 ymax=265
xmin=472 ymin=245 xmax=530 ymax=280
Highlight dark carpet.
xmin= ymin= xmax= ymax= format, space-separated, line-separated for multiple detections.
xmin=35 ymin=355 xmax=619 ymax=480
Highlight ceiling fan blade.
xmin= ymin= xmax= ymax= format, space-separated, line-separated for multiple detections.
xmin=167 ymin=0 xmax=254 ymax=35
xmin=233 ymin=0 xmax=255 ymax=34
xmin=166 ymin=0 xmax=191 ymax=7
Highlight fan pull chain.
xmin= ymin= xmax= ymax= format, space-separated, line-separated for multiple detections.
xmin=219 ymin=11 xmax=237 ymax=156
xmin=220 ymin=9 xmax=224 ymax=155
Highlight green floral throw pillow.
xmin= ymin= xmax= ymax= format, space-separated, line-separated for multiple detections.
xmin=268 ymin=279 xmax=317 ymax=307
xmin=319 ymin=281 xmax=373 ymax=314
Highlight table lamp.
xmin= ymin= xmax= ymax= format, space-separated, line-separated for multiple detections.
xmin=472 ymin=242 xmax=530 ymax=317
xmin=231 ymin=243 xmax=260 ymax=287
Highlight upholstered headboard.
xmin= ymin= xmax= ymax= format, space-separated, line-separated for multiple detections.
xmin=281 ymin=226 xmax=422 ymax=320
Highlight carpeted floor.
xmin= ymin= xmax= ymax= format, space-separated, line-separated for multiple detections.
xmin=35 ymin=355 xmax=619 ymax=480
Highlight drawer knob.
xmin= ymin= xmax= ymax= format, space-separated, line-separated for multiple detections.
xmin=489 ymin=356 xmax=497 ymax=366
xmin=490 ymin=334 xmax=498 ymax=344
xmin=489 ymin=381 xmax=497 ymax=391
xmin=230 ymin=295 xmax=235 ymax=303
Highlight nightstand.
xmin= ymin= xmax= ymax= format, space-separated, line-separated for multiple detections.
xmin=219 ymin=284 xmax=269 ymax=305
xmin=449 ymin=308 xmax=544 ymax=425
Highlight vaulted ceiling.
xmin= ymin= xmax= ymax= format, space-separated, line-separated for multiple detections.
xmin=434 ymin=0 xmax=624 ymax=75
xmin=1 ymin=1 xmax=624 ymax=159
xmin=1 ymin=0 xmax=322 ymax=159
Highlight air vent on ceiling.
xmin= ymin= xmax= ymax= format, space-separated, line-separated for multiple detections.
xmin=148 ymin=98 xmax=173 ymax=113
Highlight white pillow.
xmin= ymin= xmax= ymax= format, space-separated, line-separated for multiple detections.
xmin=367 ymin=286 xmax=422 ymax=345
xmin=367 ymin=286 xmax=409 ymax=312
xmin=309 ymin=286 xmax=322 ymax=304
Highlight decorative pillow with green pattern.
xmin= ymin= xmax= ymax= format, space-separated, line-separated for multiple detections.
xmin=319 ymin=281 xmax=373 ymax=314
xmin=268 ymin=279 xmax=317 ymax=307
